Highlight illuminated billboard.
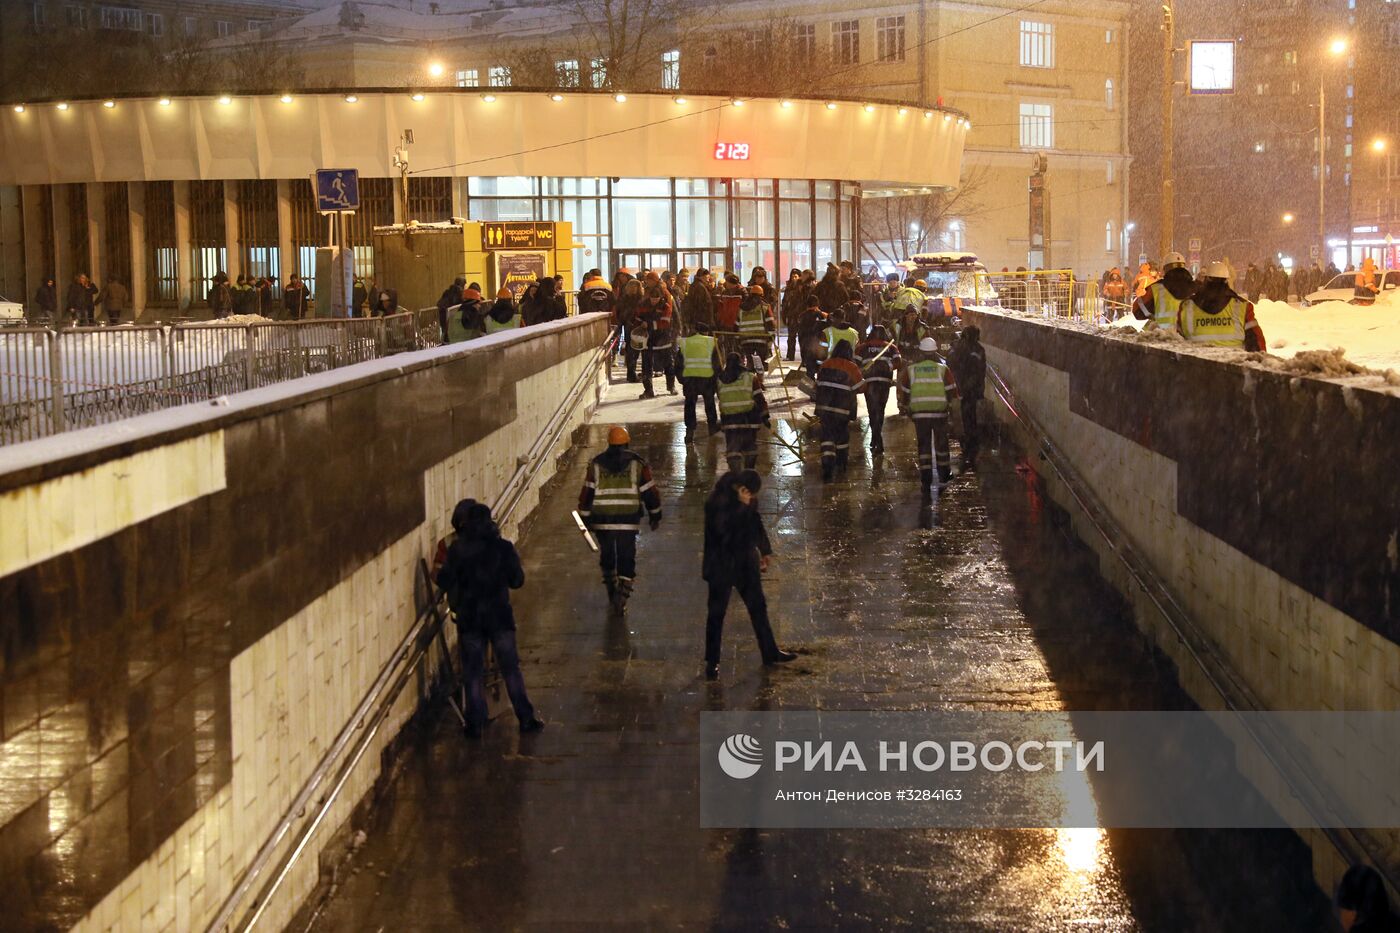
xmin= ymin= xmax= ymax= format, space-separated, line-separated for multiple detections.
xmin=1189 ymin=41 xmax=1235 ymax=95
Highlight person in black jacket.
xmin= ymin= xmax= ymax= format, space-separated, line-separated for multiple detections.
xmin=702 ymin=470 xmax=797 ymax=681
xmin=436 ymin=499 xmax=545 ymax=738
xmin=946 ymin=325 xmax=987 ymax=469
xmin=1335 ymin=864 xmax=1400 ymax=933
xmin=437 ymin=276 xmax=465 ymax=341
xmin=66 ymin=273 xmax=97 ymax=326
xmin=32 ymin=277 xmax=57 ymax=322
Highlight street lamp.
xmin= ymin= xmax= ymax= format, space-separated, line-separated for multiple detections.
xmin=428 ymin=61 xmax=445 ymax=78
xmin=1283 ymin=212 xmax=1296 ymax=224
xmin=1318 ymin=37 xmax=1349 ymax=266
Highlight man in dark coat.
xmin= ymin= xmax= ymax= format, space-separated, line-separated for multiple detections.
xmin=66 ymin=273 xmax=97 ymax=326
xmin=814 ymin=263 xmax=847 ymax=314
xmin=283 ymin=273 xmax=310 ymax=320
xmin=780 ymin=269 xmax=805 ymax=360
xmin=32 ymin=276 xmax=57 ymax=322
xmin=946 ymin=325 xmax=987 ymax=469
xmin=436 ymin=499 xmax=544 ymax=738
xmin=683 ymin=268 xmax=716 ymax=335
xmin=437 ymin=275 xmax=465 ymax=340
xmin=702 ymin=470 xmax=797 ymax=680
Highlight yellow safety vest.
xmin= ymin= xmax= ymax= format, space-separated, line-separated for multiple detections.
xmin=718 ymin=371 xmax=756 ymax=416
xmin=738 ymin=304 xmax=770 ymax=340
xmin=909 ymin=360 xmax=949 ymax=414
xmin=680 ymin=334 xmax=717 ymax=378
xmin=1182 ymin=297 xmax=1246 ymax=347
xmin=485 ymin=312 xmax=521 ymax=334
xmin=889 ymin=287 xmax=926 ymax=314
xmin=591 ymin=460 xmax=641 ymax=520
xmin=823 ymin=326 xmax=858 ymax=354
xmin=1146 ymin=281 xmax=1185 ymax=333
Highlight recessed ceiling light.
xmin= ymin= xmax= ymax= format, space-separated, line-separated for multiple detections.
xmin=825 ymin=102 xmax=837 ymax=110
xmin=481 ymin=93 xmax=497 ymax=102
xmin=344 ymin=94 xmax=358 ymax=103
xmin=279 ymin=94 xmax=293 ymax=104
xmin=780 ymin=100 xmax=793 ymax=108
xmin=13 ymin=104 xmax=24 ymax=113
xmin=158 ymin=97 xmax=172 ymax=106
xmin=731 ymin=98 xmax=744 ymax=107
xmin=673 ymin=96 xmax=687 ymax=105
xmin=550 ymin=93 xmax=564 ymax=102
xmin=411 ymin=93 xmax=425 ymax=101
xmin=102 ymin=100 xmax=115 ymax=108
xmin=217 ymin=96 xmax=232 ymax=105
xmin=614 ymin=93 xmax=627 ymax=103
xmin=56 ymin=102 xmax=70 ymax=111
xmin=863 ymin=103 xmax=876 ymax=113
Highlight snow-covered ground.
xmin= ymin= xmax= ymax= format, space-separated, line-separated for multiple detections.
xmin=1251 ymin=299 xmax=1400 ymax=372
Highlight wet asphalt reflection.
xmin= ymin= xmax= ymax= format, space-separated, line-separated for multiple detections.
xmin=307 ymin=384 xmax=1332 ymax=932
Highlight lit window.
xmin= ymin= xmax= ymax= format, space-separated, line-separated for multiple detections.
xmin=794 ymin=23 xmax=816 ymax=60
xmin=877 ymin=15 xmax=905 ymax=62
xmin=1105 ymin=78 xmax=1114 ymax=110
xmin=489 ymin=65 xmax=512 ymax=87
xmin=590 ymin=57 xmax=607 ymax=88
xmin=1253 ymin=140 xmax=1266 ymax=153
xmin=1105 ymin=28 xmax=1114 ymax=44
xmin=1283 ymin=50 xmax=1298 ymax=64
xmin=661 ymin=49 xmax=680 ymax=90
xmin=456 ymin=69 xmax=479 ymax=88
xmin=1106 ymin=160 xmax=1114 ymax=184
xmin=833 ymin=19 xmax=859 ymax=65
xmin=1019 ymin=102 xmax=1053 ymax=149
xmin=556 ymin=59 xmax=580 ymax=87
xmin=1106 ymin=221 xmax=1114 ymax=252
xmin=1020 ymin=21 xmax=1054 ymax=68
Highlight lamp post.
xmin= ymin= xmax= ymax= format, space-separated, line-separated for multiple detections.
xmin=1319 ymin=38 xmax=1349 ymax=268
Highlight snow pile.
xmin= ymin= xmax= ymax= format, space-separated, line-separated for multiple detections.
xmin=190 ymin=314 xmax=274 ymax=326
xmin=1253 ymin=299 xmax=1400 ymax=371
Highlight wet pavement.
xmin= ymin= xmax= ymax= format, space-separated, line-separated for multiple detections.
xmin=306 ymin=370 xmax=1333 ymax=932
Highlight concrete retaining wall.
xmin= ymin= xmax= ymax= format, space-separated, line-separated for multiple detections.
xmin=974 ymin=309 xmax=1400 ymax=891
xmin=0 ymin=313 xmax=611 ymax=931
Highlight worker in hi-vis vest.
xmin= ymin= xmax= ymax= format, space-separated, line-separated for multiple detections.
xmin=1133 ymin=252 xmax=1195 ymax=334
xmin=1179 ymin=261 xmax=1267 ymax=351
xmin=819 ymin=307 xmax=861 ymax=360
xmin=716 ymin=352 xmax=770 ymax=473
xmin=577 ymin=426 xmax=663 ymax=615
xmin=897 ymin=337 xmax=959 ymax=492
xmin=676 ymin=320 xmax=723 ymax=444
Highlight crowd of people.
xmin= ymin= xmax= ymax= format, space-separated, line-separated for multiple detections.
xmin=29 ymin=271 xmax=130 ymax=326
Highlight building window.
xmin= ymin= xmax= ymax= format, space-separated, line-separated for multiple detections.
xmin=876 ymin=15 xmax=905 ymax=62
xmin=456 ymin=69 xmax=478 ymax=87
xmin=556 ymin=59 xmax=580 ymax=87
xmin=661 ymin=49 xmax=680 ymax=90
xmin=183 ymin=15 xmax=197 ymax=36
xmin=1105 ymin=78 xmax=1114 ymax=110
xmin=65 ymin=5 xmax=87 ymax=28
xmin=1253 ymin=140 xmax=1266 ymax=153
xmin=32 ymin=2 xmax=49 ymax=29
xmin=590 ymin=57 xmax=606 ymax=88
xmin=1020 ymin=21 xmax=1054 ymax=68
xmin=1105 ymin=28 xmax=1114 ymax=44
xmin=1106 ymin=221 xmax=1114 ymax=252
xmin=489 ymin=65 xmax=512 ymax=87
xmin=795 ymin=23 xmax=816 ymax=60
xmin=744 ymin=29 xmax=767 ymax=58
xmin=216 ymin=19 xmax=231 ymax=37
xmin=148 ymin=12 xmax=163 ymax=36
xmin=99 ymin=6 xmax=143 ymax=31
xmin=1106 ymin=160 xmax=1114 ymax=184
xmin=1283 ymin=50 xmax=1298 ymax=64
xmin=246 ymin=19 xmax=266 ymax=32
xmin=833 ymin=19 xmax=859 ymax=65
xmin=1019 ymin=102 xmax=1053 ymax=149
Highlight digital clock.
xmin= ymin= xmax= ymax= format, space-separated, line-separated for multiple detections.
xmin=714 ymin=142 xmax=751 ymax=161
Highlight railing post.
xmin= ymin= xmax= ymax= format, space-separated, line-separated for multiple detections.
xmin=165 ymin=324 xmax=177 ymax=400
xmin=243 ymin=324 xmax=254 ymax=391
xmin=46 ymin=330 xmax=65 ymax=433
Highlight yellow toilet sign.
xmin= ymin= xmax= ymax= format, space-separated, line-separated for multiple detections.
xmin=481 ymin=222 xmax=556 ymax=251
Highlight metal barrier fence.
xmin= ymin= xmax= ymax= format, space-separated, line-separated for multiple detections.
xmin=0 ymin=313 xmax=430 ymax=447
xmin=973 ymin=270 xmax=1103 ymax=322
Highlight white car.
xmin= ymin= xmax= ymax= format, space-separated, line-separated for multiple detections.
xmin=1304 ymin=271 xmax=1400 ymax=306
xmin=898 ymin=251 xmax=995 ymax=303
xmin=0 ymin=295 xmax=23 ymax=325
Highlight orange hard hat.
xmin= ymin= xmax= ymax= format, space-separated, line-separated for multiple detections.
xmin=608 ymin=426 xmax=630 ymax=446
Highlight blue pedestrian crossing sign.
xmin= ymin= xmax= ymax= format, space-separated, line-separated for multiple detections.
xmin=315 ymin=168 xmax=359 ymax=212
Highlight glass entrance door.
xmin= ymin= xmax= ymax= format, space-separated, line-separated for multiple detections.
xmin=679 ymin=250 xmax=730 ymax=276
xmin=613 ymin=250 xmax=675 ymax=276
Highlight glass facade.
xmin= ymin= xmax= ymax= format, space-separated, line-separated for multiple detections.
xmin=461 ymin=176 xmax=859 ymax=279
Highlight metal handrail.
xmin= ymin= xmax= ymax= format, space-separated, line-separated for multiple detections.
xmin=986 ymin=359 xmax=1398 ymax=895
xmin=205 ymin=326 xmax=616 ymax=933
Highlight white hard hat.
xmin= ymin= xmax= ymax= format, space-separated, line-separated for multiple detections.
xmin=918 ymin=337 xmax=938 ymax=352
xmin=1163 ymin=252 xmax=1187 ymax=271
xmin=1203 ymin=261 xmax=1232 ymax=280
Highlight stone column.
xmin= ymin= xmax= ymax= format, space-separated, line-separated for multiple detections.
xmin=52 ymin=184 xmax=72 ymax=301
xmin=173 ymin=180 xmax=193 ymax=310
xmin=276 ymin=179 xmax=294 ymax=286
xmin=86 ymin=182 xmax=106 ymax=290
xmin=223 ymin=180 xmax=241 ymax=281
xmin=20 ymin=186 xmax=48 ymax=308
xmin=128 ymin=181 xmax=148 ymax=320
